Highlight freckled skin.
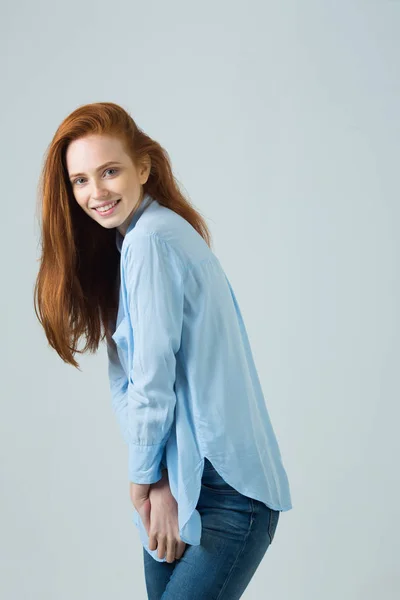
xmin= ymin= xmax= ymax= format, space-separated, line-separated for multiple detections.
xmin=66 ymin=133 xmax=151 ymax=237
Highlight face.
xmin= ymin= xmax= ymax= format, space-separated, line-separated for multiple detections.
xmin=66 ymin=134 xmax=150 ymax=236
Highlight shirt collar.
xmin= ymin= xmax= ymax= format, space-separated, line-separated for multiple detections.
xmin=115 ymin=192 xmax=154 ymax=253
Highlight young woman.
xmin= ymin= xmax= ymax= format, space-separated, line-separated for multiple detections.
xmin=34 ymin=101 xmax=292 ymax=599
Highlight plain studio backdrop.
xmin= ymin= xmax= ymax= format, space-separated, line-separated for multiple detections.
xmin=1 ymin=1 xmax=399 ymax=599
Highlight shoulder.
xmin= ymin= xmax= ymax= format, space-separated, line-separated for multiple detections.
xmin=136 ymin=200 xmax=189 ymax=238
xmin=123 ymin=201 xmax=185 ymax=248
xmin=123 ymin=199 xmax=212 ymax=269
xmin=121 ymin=230 xmax=187 ymax=280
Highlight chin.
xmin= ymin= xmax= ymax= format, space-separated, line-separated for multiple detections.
xmin=100 ymin=219 xmax=121 ymax=229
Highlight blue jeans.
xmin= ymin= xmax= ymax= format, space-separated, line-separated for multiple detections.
xmin=143 ymin=458 xmax=280 ymax=599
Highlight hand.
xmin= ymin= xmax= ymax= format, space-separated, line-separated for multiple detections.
xmin=148 ymin=470 xmax=187 ymax=563
xmin=130 ymin=481 xmax=151 ymax=538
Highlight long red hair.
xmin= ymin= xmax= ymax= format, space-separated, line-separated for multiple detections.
xmin=34 ymin=101 xmax=212 ymax=369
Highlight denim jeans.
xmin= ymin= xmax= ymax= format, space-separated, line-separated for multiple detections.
xmin=143 ymin=458 xmax=280 ymax=599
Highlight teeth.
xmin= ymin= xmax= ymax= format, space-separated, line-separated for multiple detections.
xmin=97 ymin=200 xmax=118 ymax=212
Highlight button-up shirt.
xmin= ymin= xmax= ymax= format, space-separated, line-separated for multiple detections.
xmin=106 ymin=192 xmax=292 ymax=562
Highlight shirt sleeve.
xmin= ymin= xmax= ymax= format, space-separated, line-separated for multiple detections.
xmin=106 ymin=330 xmax=167 ymax=473
xmin=122 ymin=233 xmax=185 ymax=484
xmin=106 ymin=333 xmax=129 ymax=442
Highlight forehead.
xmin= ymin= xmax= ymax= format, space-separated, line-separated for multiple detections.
xmin=66 ymin=134 xmax=127 ymax=172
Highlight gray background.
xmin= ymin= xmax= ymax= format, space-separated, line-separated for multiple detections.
xmin=1 ymin=1 xmax=399 ymax=598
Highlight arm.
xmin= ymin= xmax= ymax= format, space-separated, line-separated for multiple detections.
xmin=106 ymin=334 xmax=129 ymax=442
xmin=107 ymin=333 xmax=153 ymax=508
xmin=107 ymin=328 xmax=168 ymax=475
xmin=122 ymin=232 xmax=185 ymax=485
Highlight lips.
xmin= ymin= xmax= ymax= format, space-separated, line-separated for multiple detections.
xmin=93 ymin=199 xmax=121 ymax=217
xmin=92 ymin=198 xmax=121 ymax=210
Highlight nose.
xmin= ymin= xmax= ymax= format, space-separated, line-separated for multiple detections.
xmin=91 ymin=181 xmax=110 ymax=201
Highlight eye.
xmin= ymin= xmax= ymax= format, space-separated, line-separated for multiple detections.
xmin=72 ymin=168 xmax=118 ymax=186
xmin=104 ymin=168 xmax=119 ymax=177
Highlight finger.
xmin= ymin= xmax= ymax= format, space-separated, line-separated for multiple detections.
xmin=175 ymin=541 xmax=187 ymax=560
xmin=148 ymin=532 xmax=158 ymax=552
xmin=166 ymin=539 xmax=177 ymax=564
xmin=157 ymin=537 xmax=166 ymax=561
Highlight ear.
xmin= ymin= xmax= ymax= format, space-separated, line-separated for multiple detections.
xmin=139 ymin=154 xmax=151 ymax=183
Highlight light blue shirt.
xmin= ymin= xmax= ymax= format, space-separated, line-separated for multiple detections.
xmin=106 ymin=192 xmax=292 ymax=562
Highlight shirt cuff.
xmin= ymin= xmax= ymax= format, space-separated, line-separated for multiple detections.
xmin=128 ymin=442 xmax=165 ymax=484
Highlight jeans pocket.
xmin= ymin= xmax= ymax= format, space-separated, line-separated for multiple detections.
xmin=268 ymin=509 xmax=280 ymax=544
xmin=201 ymin=462 xmax=241 ymax=495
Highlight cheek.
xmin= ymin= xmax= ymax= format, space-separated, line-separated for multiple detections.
xmin=75 ymin=195 xmax=89 ymax=210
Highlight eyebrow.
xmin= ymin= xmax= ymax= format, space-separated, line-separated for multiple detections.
xmin=69 ymin=161 xmax=123 ymax=180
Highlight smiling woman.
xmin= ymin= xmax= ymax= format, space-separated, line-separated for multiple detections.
xmin=34 ymin=101 xmax=210 ymax=367
xmin=65 ymin=134 xmax=152 ymax=235
xmin=34 ymin=101 xmax=292 ymax=600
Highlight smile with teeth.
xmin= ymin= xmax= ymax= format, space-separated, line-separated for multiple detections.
xmin=95 ymin=199 xmax=120 ymax=213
